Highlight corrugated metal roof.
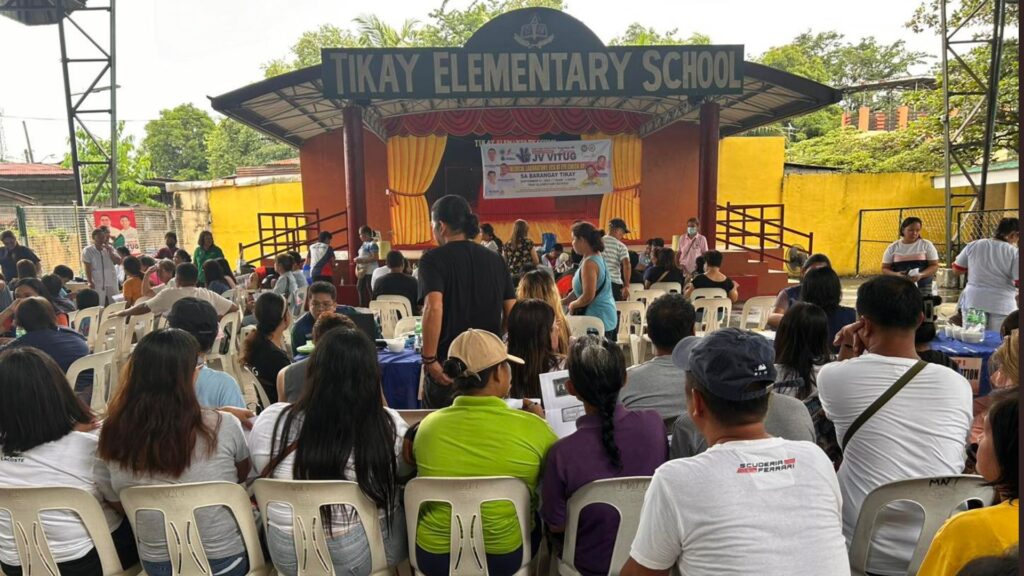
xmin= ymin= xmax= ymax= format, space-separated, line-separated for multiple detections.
xmin=0 ymin=163 xmax=74 ymax=176
xmin=210 ymin=61 xmax=842 ymax=147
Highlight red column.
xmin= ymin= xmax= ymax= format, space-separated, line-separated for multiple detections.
xmin=698 ymin=100 xmax=720 ymax=249
xmin=343 ymin=105 xmax=367 ymax=285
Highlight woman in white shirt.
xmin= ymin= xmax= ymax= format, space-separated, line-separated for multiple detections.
xmin=0 ymin=347 xmax=138 ymax=576
xmin=953 ymin=217 xmax=1019 ymax=331
xmin=97 ymin=329 xmax=252 ymax=576
xmin=881 ymin=216 xmax=940 ymax=292
xmin=249 ymin=327 xmax=410 ymax=576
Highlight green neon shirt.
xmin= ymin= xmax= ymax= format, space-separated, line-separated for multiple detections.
xmin=412 ymin=395 xmax=557 ymax=555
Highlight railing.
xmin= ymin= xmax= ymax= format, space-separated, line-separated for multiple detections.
xmin=855 ymin=204 xmax=1012 ymax=276
xmin=238 ymin=208 xmax=348 ymax=267
xmin=715 ymin=203 xmax=814 ymax=265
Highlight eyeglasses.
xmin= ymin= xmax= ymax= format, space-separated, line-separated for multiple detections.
xmin=310 ymin=301 xmax=335 ymax=310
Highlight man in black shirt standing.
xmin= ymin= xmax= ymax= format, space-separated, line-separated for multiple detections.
xmin=418 ymin=195 xmax=515 ymax=408
xmin=372 ymin=250 xmax=420 ymax=314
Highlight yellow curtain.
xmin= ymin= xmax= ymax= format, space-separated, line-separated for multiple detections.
xmin=583 ymin=132 xmax=642 ymax=240
xmin=386 ymin=134 xmax=447 ymax=245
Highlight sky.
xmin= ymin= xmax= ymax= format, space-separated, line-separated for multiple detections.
xmin=0 ymin=0 xmax=945 ymax=163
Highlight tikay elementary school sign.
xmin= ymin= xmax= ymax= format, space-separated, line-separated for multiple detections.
xmin=321 ymin=13 xmax=744 ymax=100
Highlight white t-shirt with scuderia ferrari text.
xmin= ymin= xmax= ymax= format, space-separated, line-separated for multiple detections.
xmin=629 ymin=437 xmax=850 ymax=576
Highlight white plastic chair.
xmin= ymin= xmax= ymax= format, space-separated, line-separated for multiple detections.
xmin=207 ymin=311 xmax=242 ymax=377
xmin=628 ymin=283 xmax=644 ymax=294
xmin=93 ymin=314 xmax=130 ymax=360
xmin=0 ymin=485 xmax=138 ymax=576
xmin=252 ymin=479 xmax=392 ymax=576
xmin=375 ymin=294 xmax=414 ymax=316
xmin=370 ymin=300 xmax=410 ymax=339
xmin=397 ymin=409 xmax=435 ymax=427
xmin=627 ymin=289 xmax=665 ymax=308
xmin=558 ymin=477 xmax=652 ymax=576
xmin=737 ymin=295 xmax=777 ymax=330
xmin=688 ymin=287 xmax=727 ymax=301
xmin=101 ymin=301 xmax=127 ymax=319
xmin=65 ymin=349 xmax=116 ymax=414
xmin=238 ymin=365 xmax=271 ymax=410
xmin=394 ymin=316 xmax=421 ymax=337
xmin=72 ymin=305 xmax=103 ymax=350
xmin=128 ymin=312 xmax=154 ymax=344
xmin=119 ymin=481 xmax=269 ymax=576
xmin=693 ymin=297 xmax=732 ymax=334
xmin=404 ymin=477 xmax=533 ymax=576
xmin=614 ymin=301 xmax=645 ymax=365
xmin=849 ymin=475 xmax=998 ymax=576
xmin=649 ymin=281 xmax=683 ymax=294
xmin=566 ymin=315 xmax=607 ymax=338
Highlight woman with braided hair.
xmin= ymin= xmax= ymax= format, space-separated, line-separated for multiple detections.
xmin=541 ymin=335 xmax=667 ymax=576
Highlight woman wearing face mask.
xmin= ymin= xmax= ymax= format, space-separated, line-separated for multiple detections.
xmin=677 ymin=217 xmax=708 ymax=277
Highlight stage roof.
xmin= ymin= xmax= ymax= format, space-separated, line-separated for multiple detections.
xmin=210 ymin=10 xmax=842 ymax=147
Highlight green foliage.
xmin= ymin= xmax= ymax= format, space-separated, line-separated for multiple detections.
xmin=62 ymin=122 xmax=160 ymax=207
xmin=142 ymin=104 xmax=215 ymax=181
xmin=417 ymin=0 xmax=565 ymax=47
xmin=787 ymin=125 xmax=944 ymax=172
xmin=353 ymin=14 xmax=421 ymax=47
xmin=262 ymin=0 xmax=566 ymax=76
xmin=608 ymin=24 xmax=710 ymax=46
xmin=262 ymin=24 xmax=362 ymax=77
xmin=206 ymin=118 xmax=296 ymax=179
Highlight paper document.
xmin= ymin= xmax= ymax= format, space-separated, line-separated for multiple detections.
xmin=539 ymin=369 xmax=585 ymax=438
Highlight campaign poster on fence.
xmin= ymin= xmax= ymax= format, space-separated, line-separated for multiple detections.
xmin=93 ymin=209 xmax=140 ymax=254
xmin=480 ymin=139 xmax=613 ymax=200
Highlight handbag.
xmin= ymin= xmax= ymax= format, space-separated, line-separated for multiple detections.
xmin=840 ymin=360 xmax=927 ymax=452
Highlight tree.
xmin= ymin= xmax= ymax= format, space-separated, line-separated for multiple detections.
xmin=262 ymin=0 xmax=566 ymax=77
xmin=904 ymin=0 xmax=1018 ymax=157
xmin=609 ymin=24 xmax=710 ymax=46
xmin=63 ymin=122 xmax=160 ymax=206
xmin=142 ymin=104 xmax=215 ymax=181
xmin=353 ymin=14 xmax=421 ymax=47
xmin=416 ymin=0 xmax=565 ymax=47
xmin=262 ymin=24 xmax=362 ymax=77
xmin=206 ymin=118 xmax=296 ymax=178
xmin=754 ymin=31 xmax=927 ymax=142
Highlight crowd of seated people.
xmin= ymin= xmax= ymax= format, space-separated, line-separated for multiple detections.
xmin=0 ymin=205 xmax=1018 ymax=576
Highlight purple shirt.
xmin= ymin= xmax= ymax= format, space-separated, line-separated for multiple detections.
xmin=541 ymin=404 xmax=667 ymax=576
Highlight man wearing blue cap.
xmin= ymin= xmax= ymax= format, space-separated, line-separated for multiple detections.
xmin=622 ymin=328 xmax=849 ymax=576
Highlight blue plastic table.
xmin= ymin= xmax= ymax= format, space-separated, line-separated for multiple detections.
xmin=929 ymin=331 xmax=1002 ymax=396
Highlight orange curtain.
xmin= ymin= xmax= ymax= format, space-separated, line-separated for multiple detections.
xmin=583 ymin=132 xmax=642 ymax=240
xmin=386 ymin=134 xmax=446 ymax=245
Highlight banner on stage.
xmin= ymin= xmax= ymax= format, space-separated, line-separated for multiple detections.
xmin=481 ymin=139 xmax=612 ymax=200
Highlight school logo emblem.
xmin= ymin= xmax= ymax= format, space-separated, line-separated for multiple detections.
xmin=514 ymin=15 xmax=555 ymax=49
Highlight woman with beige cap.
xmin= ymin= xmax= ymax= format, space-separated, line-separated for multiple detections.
xmin=411 ymin=328 xmax=556 ymax=576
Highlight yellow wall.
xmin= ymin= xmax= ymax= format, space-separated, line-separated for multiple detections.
xmin=717 ymin=136 xmax=962 ymax=275
xmin=719 ymin=136 xmax=785 ymax=205
xmin=207 ymin=179 xmax=304 ymax=266
xmin=781 ymin=173 xmax=946 ymax=274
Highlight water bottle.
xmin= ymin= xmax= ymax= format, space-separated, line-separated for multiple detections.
xmin=414 ymin=318 xmax=423 ymax=353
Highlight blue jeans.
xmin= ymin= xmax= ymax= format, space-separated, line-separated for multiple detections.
xmin=267 ymin=511 xmax=407 ymax=576
xmin=142 ymin=552 xmax=248 ymax=576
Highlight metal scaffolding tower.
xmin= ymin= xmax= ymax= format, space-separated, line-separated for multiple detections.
xmin=1 ymin=0 xmax=118 ymax=206
xmin=940 ymin=0 xmax=1012 ymax=257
